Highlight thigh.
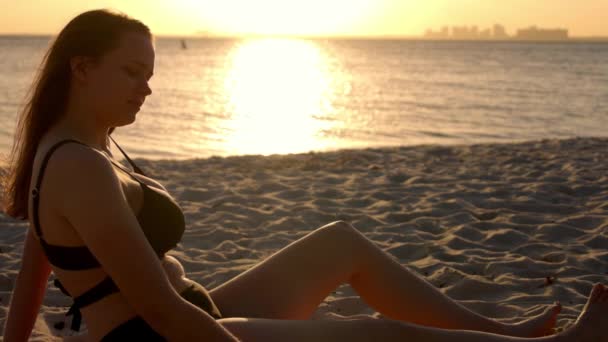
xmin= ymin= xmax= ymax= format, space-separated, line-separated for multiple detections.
xmin=209 ymin=221 xmax=363 ymax=319
xmin=217 ymin=317 xmax=403 ymax=342
xmin=218 ymin=317 xmax=515 ymax=342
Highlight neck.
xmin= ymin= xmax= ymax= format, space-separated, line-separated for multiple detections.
xmin=52 ymin=96 xmax=111 ymax=153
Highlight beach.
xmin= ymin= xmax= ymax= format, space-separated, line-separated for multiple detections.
xmin=1 ymin=137 xmax=607 ymax=340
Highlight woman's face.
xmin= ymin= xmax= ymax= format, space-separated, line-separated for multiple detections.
xmin=85 ymin=32 xmax=155 ymax=127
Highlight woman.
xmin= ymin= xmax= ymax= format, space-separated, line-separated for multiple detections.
xmin=1 ymin=9 xmax=605 ymax=342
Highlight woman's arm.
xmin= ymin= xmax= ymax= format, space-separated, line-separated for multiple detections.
xmin=3 ymin=228 xmax=53 ymax=342
xmin=51 ymin=143 xmax=239 ymax=341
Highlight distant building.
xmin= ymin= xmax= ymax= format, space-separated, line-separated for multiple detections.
xmin=424 ymin=27 xmax=449 ymax=39
xmin=516 ymin=26 xmax=569 ymax=40
xmin=422 ymin=24 xmax=569 ymax=41
xmin=471 ymin=26 xmax=479 ymax=37
xmin=452 ymin=26 xmax=477 ymax=39
xmin=493 ymin=24 xmax=509 ymax=39
xmin=426 ymin=25 xmax=504 ymax=40
xmin=479 ymin=28 xmax=492 ymax=39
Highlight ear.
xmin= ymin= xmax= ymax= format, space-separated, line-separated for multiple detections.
xmin=69 ymin=56 xmax=94 ymax=83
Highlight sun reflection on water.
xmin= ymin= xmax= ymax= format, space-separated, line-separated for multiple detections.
xmin=222 ymin=38 xmax=337 ymax=155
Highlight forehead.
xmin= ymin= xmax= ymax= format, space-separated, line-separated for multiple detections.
xmin=104 ymin=32 xmax=155 ymax=69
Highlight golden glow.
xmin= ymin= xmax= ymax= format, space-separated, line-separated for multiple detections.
xmin=181 ymin=0 xmax=378 ymax=36
xmin=0 ymin=1 xmax=607 ymax=37
xmin=223 ymin=39 xmax=335 ymax=155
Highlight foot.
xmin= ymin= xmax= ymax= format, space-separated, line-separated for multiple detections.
xmin=508 ymin=301 xmax=562 ymax=337
xmin=557 ymin=283 xmax=608 ymax=342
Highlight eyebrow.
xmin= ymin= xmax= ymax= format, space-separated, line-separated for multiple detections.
xmin=130 ymin=60 xmax=154 ymax=78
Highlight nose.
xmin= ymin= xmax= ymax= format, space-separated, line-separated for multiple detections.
xmin=144 ymin=81 xmax=152 ymax=96
xmin=142 ymin=81 xmax=152 ymax=96
xmin=145 ymin=84 xmax=152 ymax=96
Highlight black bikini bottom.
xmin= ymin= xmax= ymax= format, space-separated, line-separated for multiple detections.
xmin=100 ymin=316 xmax=165 ymax=341
xmin=101 ymin=281 xmax=222 ymax=341
xmin=180 ymin=280 xmax=223 ymax=320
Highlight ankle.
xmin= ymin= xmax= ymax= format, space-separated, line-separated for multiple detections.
xmin=487 ymin=320 xmax=512 ymax=336
xmin=554 ymin=326 xmax=580 ymax=342
xmin=494 ymin=320 xmax=531 ymax=338
xmin=550 ymin=332 xmax=567 ymax=342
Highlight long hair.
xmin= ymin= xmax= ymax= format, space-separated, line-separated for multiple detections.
xmin=1 ymin=9 xmax=150 ymax=219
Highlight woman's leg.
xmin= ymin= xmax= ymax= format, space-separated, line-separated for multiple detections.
xmin=217 ymin=316 xmax=563 ymax=342
xmin=209 ymin=221 xmax=556 ymax=336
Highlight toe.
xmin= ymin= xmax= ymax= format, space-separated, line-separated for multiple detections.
xmin=553 ymin=302 xmax=562 ymax=313
xmin=599 ymin=291 xmax=608 ymax=303
xmin=590 ymin=283 xmax=603 ymax=301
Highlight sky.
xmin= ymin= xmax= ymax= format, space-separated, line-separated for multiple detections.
xmin=1 ymin=0 xmax=607 ymax=37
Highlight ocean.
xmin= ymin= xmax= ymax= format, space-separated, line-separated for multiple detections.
xmin=1 ymin=36 xmax=607 ymax=160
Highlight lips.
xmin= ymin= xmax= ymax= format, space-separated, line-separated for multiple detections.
xmin=127 ymin=100 xmax=144 ymax=107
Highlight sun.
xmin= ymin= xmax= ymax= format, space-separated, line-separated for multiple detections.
xmin=221 ymin=38 xmax=336 ymax=155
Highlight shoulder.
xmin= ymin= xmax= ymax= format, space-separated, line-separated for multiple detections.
xmin=40 ymin=141 xmax=124 ymax=203
xmin=42 ymin=141 xmax=114 ymax=181
xmin=44 ymin=141 xmax=107 ymax=168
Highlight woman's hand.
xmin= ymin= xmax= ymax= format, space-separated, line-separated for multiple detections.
xmin=161 ymin=255 xmax=193 ymax=294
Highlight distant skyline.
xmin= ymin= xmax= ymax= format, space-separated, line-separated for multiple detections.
xmin=424 ymin=24 xmax=571 ymax=41
xmin=1 ymin=0 xmax=607 ymax=38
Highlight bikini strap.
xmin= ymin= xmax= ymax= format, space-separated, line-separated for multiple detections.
xmin=108 ymin=135 xmax=147 ymax=176
xmin=32 ymin=139 xmax=89 ymax=238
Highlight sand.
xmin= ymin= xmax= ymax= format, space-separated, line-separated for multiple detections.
xmin=0 ymin=137 xmax=607 ymax=340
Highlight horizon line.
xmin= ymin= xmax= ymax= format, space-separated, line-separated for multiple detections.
xmin=2 ymin=32 xmax=608 ymax=41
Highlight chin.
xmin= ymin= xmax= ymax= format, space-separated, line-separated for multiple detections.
xmin=114 ymin=115 xmax=137 ymax=127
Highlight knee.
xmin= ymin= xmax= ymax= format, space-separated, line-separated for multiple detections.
xmin=217 ymin=318 xmax=254 ymax=340
xmin=319 ymin=220 xmax=361 ymax=241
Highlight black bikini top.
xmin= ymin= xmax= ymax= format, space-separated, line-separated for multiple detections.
xmin=31 ymin=137 xmax=186 ymax=329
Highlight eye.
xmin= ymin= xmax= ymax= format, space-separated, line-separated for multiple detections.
xmin=122 ymin=66 xmax=140 ymax=78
